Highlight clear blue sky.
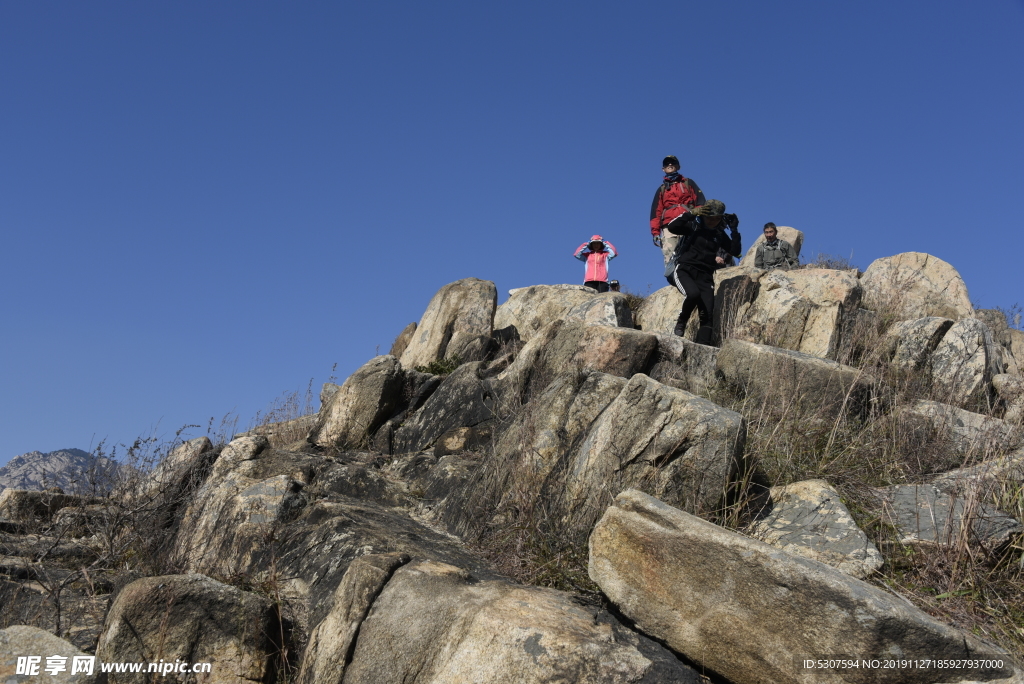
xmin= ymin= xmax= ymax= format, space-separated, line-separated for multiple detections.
xmin=2 ymin=1 xmax=1022 ymax=465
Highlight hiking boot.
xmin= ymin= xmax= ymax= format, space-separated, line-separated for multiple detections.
xmin=695 ymin=326 xmax=714 ymax=346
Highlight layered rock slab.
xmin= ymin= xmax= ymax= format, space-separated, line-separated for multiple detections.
xmin=876 ymin=484 xmax=1022 ymax=549
xmin=590 ymin=489 xmax=1018 ymax=684
xmin=716 ymin=339 xmax=875 ymax=418
xmin=748 ymin=479 xmax=882 ymax=579
xmin=438 ymin=370 xmax=744 ymax=547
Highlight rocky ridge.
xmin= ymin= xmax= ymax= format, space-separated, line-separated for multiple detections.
xmin=0 ymin=449 xmax=118 ymax=495
xmin=1 ymin=252 xmax=1023 ymax=684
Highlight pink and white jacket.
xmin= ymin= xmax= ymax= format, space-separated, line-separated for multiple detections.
xmin=574 ymin=235 xmax=618 ymax=282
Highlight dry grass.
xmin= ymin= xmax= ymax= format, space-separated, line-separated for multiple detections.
xmin=710 ymin=277 xmax=1024 ymax=657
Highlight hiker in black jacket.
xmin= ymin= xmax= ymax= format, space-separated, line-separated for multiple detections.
xmin=665 ymin=199 xmax=741 ymax=345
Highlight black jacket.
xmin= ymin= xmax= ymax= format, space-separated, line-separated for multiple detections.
xmin=666 ymin=214 xmax=742 ymax=274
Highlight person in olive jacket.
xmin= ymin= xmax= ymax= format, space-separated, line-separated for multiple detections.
xmin=664 ymin=199 xmax=741 ymax=345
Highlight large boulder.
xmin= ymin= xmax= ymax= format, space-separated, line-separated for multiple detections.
xmin=590 ymin=489 xmax=1018 ymax=684
xmin=748 ymin=479 xmax=882 ymax=579
xmin=860 ymin=252 xmax=974 ymax=321
xmin=564 ymin=292 xmax=634 ymax=329
xmin=400 ymin=277 xmax=497 ymax=369
xmin=564 ymin=373 xmax=745 ymax=523
xmin=634 ymin=286 xmax=682 ymax=335
xmin=737 ymin=225 xmax=804 ymax=268
xmin=172 ymin=436 xmax=309 ymax=575
xmin=492 ymin=284 xmax=596 ymax=342
xmin=307 ymin=356 xmax=406 ymax=449
xmin=730 ymin=268 xmax=862 ymax=359
xmin=930 ymin=318 xmax=1004 ymax=400
xmin=1 ymin=625 xmax=97 ymax=684
xmin=328 ymin=557 xmax=702 ymax=684
xmin=496 ymin=320 xmax=661 ymax=396
xmin=716 ymin=339 xmax=875 ymax=418
xmin=96 ymin=574 xmax=282 ymax=684
xmin=574 ymin=325 xmax=659 ymax=379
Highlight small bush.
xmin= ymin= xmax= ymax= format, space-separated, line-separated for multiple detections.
xmin=415 ymin=354 xmax=463 ymax=376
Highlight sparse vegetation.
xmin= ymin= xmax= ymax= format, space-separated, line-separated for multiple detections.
xmin=799 ymin=252 xmax=860 ymax=271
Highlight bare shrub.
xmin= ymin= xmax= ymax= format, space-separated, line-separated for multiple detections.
xmin=246 ymin=382 xmax=318 ymax=447
xmin=619 ymin=286 xmax=648 ymax=324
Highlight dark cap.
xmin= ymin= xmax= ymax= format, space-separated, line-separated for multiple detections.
xmin=700 ymin=199 xmax=726 ymax=216
xmin=662 ymin=155 xmax=680 ymax=168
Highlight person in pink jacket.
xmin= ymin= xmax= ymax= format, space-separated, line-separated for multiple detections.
xmin=574 ymin=235 xmax=618 ymax=292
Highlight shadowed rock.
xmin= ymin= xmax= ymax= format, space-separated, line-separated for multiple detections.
xmin=877 ymin=484 xmax=1022 ymax=550
xmin=646 ymin=334 xmax=719 ymax=394
xmin=882 ymin=317 xmax=954 ymax=370
xmin=392 ymin=362 xmax=496 ymax=454
xmin=307 ymin=356 xmax=406 ymax=449
xmin=96 ymin=574 xmax=282 ymax=684
xmin=296 ymin=553 xmax=410 ymax=684
xmin=930 ymin=318 xmax=1005 ymax=401
xmin=388 ymin=321 xmax=416 ymax=359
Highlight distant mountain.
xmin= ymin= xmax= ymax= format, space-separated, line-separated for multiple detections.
xmin=0 ymin=449 xmax=121 ymax=494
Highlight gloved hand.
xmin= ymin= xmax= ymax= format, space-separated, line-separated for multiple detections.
xmin=724 ymin=214 xmax=739 ymax=230
xmin=652 ymin=235 xmax=662 ymax=248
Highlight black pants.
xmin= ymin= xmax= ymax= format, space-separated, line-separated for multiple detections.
xmin=584 ymin=281 xmax=609 ymax=293
xmin=668 ymin=267 xmax=714 ymax=340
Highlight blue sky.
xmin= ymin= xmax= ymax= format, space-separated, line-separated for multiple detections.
xmin=2 ymin=1 xmax=1022 ymax=465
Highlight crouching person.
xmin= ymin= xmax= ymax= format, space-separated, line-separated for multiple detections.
xmin=754 ymin=222 xmax=798 ymax=270
xmin=574 ymin=235 xmax=618 ymax=292
xmin=665 ymin=200 xmax=741 ymax=345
